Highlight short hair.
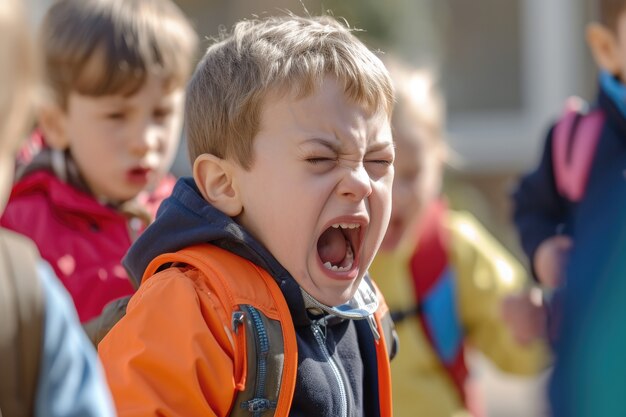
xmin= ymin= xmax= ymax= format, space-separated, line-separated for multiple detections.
xmin=185 ymin=14 xmax=394 ymax=169
xmin=597 ymin=0 xmax=626 ymax=31
xmin=40 ymin=0 xmax=198 ymax=108
xmin=385 ymin=58 xmax=447 ymax=162
xmin=0 ymin=0 xmax=37 ymax=150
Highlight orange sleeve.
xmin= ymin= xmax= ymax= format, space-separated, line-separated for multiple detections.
xmin=98 ymin=268 xmax=239 ymax=417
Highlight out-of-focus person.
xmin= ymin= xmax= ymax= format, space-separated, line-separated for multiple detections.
xmin=0 ymin=0 xmax=198 ymax=334
xmin=368 ymin=57 xmax=549 ymax=417
xmin=515 ymin=0 xmax=626 ymax=415
xmin=0 ymin=0 xmax=115 ymax=415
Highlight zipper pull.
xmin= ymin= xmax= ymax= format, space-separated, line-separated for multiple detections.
xmin=312 ymin=316 xmax=328 ymax=341
xmin=232 ymin=310 xmax=245 ymax=333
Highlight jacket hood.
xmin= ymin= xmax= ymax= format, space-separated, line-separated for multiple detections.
xmin=123 ymin=177 xmax=379 ymax=327
xmin=124 ymin=177 xmax=290 ymax=284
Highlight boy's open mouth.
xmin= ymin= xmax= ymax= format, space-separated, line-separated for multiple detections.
xmin=317 ymin=223 xmax=361 ymax=272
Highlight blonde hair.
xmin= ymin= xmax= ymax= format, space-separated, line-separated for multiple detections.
xmin=385 ymin=58 xmax=447 ymax=163
xmin=0 ymin=0 xmax=37 ymax=150
xmin=40 ymin=0 xmax=198 ymax=108
xmin=186 ymin=14 xmax=394 ymax=169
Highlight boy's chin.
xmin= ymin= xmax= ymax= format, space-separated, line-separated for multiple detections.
xmin=303 ymin=277 xmax=361 ymax=307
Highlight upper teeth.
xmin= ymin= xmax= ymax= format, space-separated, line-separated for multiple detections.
xmin=331 ymin=223 xmax=360 ymax=229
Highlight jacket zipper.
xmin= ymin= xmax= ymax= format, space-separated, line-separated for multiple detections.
xmin=240 ymin=305 xmax=276 ymax=416
xmin=311 ymin=320 xmax=348 ymax=417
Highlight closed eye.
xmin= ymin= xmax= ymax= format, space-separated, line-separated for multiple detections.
xmin=365 ymin=159 xmax=393 ymax=166
xmin=306 ymin=157 xmax=337 ymax=165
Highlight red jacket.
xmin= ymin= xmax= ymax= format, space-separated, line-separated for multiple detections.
xmin=0 ymin=170 xmax=173 ymax=322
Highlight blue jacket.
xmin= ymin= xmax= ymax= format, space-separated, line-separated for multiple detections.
xmin=514 ymin=77 xmax=626 ymax=416
xmin=512 ymin=83 xmax=626 ymax=273
xmin=121 ymin=177 xmax=395 ymax=417
xmin=35 ymin=261 xmax=115 ymax=417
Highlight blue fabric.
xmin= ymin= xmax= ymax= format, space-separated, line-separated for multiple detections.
xmin=599 ymin=71 xmax=626 ymax=118
xmin=420 ymin=268 xmax=463 ymax=364
xmin=512 ymin=80 xmax=626 ymax=278
xmin=35 ymin=261 xmax=115 ymax=417
xmin=537 ymin=77 xmax=626 ymax=416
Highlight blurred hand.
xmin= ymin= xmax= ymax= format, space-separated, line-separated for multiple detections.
xmin=501 ymin=287 xmax=546 ymax=345
xmin=533 ymin=235 xmax=573 ymax=288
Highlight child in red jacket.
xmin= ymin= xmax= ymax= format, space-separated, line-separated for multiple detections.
xmin=1 ymin=0 xmax=197 ymax=323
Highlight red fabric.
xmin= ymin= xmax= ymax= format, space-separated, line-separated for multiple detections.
xmin=1 ymin=170 xmax=173 ymax=322
xmin=409 ymin=199 xmax=469 ymax=403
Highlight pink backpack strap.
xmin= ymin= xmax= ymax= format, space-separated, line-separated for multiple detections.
xmin=552 ymin=96 xmax=605 ymax=202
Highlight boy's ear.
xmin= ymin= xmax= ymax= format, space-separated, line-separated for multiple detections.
xmin=38 ymin=104 xmax=69 ymax=150
xmin=587 ymin=22 xmax=622 ymax=75
xmin=193 ymin=154 xmax=243 ymax=217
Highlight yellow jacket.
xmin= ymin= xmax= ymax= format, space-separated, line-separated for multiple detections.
xmin=369 ymin=210 xmax=548 ymax=417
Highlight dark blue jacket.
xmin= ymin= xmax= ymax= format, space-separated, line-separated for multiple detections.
xmin=123 ymin=177 xmax=395 ymax=417
xmin=512 ymin=85 xmax=626 ymax=273
xmin=514 ymin=81 xmax=626 ymax=416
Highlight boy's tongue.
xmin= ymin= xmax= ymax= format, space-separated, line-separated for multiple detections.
xmin=317 ymin=227 xmax=348 ymax=265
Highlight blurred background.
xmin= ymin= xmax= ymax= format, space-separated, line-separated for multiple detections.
xmin=25 ymin=0 xmax=597 ymax=415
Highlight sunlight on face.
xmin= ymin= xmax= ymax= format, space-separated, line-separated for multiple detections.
xmin=233 ymin=76 xmax=394 ymax=306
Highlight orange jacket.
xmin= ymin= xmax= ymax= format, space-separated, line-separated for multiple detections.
xmin=99 ymin=244 xmax=393 ymax=416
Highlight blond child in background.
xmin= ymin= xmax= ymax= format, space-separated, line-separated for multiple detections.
xmin=368 ymin=58 xmax=548 ymax=417
xmin=1 ymin=0 xmax=197 ymax=326
xmin=99 ymin=14 xmax=397 ymax=416
xmin=0 ymin=0 xmax=114 ymax=415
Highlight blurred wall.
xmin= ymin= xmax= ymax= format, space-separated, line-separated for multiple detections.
xmin=28 ymin=0 xmax=595 ymax=260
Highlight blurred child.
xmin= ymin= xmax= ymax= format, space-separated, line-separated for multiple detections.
xmin=514 ymin=1 xmax=626 ymax=414
xmin=512 ymin=1 xmax=626 ymax=291
xmin=98 ymin=14 xmax=397 ymax=416
xmin=368 ymin=59 xmax=548 ymax=417
xmin=0 ymin=0 xmax=114 ymax=415
xmin=0 ymin=0 xmax=197 ymax=324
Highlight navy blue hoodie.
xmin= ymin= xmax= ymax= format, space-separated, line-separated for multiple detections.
xmin=123 ymin=177 xmax=393 ymax=417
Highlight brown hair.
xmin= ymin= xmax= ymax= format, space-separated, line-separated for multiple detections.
xmin=597 ymin=0 xmax=626 ymax=31
xmin=40 ymin=0 xmax=197 ymax=108
xmin=185 ymin=14 xmax=394 ymax=169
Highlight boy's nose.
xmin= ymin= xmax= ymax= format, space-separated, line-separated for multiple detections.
xmin=338 ymin=164 xmax=373 ymax=201
xmin=129 ymin=124 xmax=162 ymax=157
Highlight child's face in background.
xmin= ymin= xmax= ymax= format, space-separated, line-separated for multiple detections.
xmin=51 ymin=74 xmax=183 ymax=202
xmin=587 ymin=9 xmax=626 ymax=81
xmin=233 ymin=76 xmax=394 ymax=306
xmin=612 ymin=13 xmax=626 ymax=80
xmin=380 ymin=126 xmax=442 ymax=252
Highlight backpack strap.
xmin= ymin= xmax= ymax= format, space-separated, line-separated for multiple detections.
xmin=143 ymin=244 xmax=297 ymax=417
xmin=0 ymin=229 xmax=44 ymax=417
xmin=407 ymin=199 xmax=468 ymax=403
xmin=552 ymin=96 xmax=605 ymax=202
